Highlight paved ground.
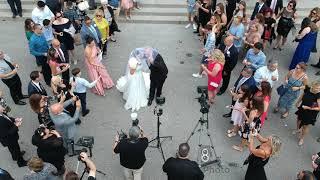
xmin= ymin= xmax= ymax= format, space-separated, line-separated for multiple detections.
xmin=0 ymin=21 xmax=320 ymax=180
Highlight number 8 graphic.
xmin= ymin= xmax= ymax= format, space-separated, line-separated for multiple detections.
xmin=201 ymin=148 xmax=210 ymax=162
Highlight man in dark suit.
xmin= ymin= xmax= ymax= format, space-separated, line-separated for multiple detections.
xmin=251 ymin=0 xmax=267 ymax=20
xmin=266 ymin=0 xmax=283 ymax=15
xmin=28 ymin=70 xmax=47 ymax=96
xmin=222 ymin=67 xmax=255 ymax=119
xmin=226 ymin=0 xmax=239 ymax=24
xmin=52 ymin=39 xmax=70 ymax=83
xmin=217 ymin=36 xmax=238 ymax=95
xmin=147 ymin=49 xmax=168 ymax=106
xmin=0 ymin=103 xmax=27 ymax=167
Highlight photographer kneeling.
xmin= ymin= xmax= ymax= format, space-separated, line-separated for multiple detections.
xmin=113 ymin=126 xmax=148 ymax=180
xmin=32 ymin=125 xmax=67 ymax=176
xmin=65 ymin=152 xmax=96 ymax=180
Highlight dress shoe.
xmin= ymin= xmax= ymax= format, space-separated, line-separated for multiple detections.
xmin=75 ymin=119 xmax=81 ymax=125
xmin=230 ymin=120 xmax=234 ymax=124
xmin=311 ymin=64 xmax=320 ymax=68
xmin=12 ymin=14 xmax=16 ymax=18
xmin=115 ymin=29 xmax=121 ymax=32
xmin=217 ymin=91 xmax=224 ymax=96
xmin=147 ymin=99 xmax=153 ymax=106
xmin=18 ymin=13 xmax=22 ymax=17
xmin=17 ymin=160 xmax=27 ymax=167
xmin=223 ymin=113 xmax=231 ymax=118
xmin=82 ymin=109 xmax=90 ymax=117
xmin=21 ymin=95 xmax=29 ymax=99
xmin=15 ymin=100 xmax=26 ymax=105
xmin=316 ymin=71 xmax=320 ymax=76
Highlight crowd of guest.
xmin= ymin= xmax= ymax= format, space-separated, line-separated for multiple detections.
xmin=0 ymin=0 xmax=319 ymax=179
xmin=188 ymin=0 xmax=319 ymax=179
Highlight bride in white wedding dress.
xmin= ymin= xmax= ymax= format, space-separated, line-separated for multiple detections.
xmin=116 ymin=57 xmax=150 ymax=112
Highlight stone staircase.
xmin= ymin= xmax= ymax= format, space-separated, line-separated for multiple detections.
xmin=0 ymin=0 xmax=314 ymax=25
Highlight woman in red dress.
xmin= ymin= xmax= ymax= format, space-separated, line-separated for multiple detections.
xmin=202 ymin=49 xmax=225 ymax=103
xmin=254 ymin=81 xmax=271 ymax=127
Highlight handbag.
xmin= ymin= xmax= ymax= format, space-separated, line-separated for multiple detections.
xmin=276 ymin=73 xmax=306 ymax=96
xmin=64 ymin=25 xmax=76 ymax=37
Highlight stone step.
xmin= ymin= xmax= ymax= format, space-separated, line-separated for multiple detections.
xmin=116 ymin=14 xmax=305 ymax=25
xmin=0 ymin=0 xmax=312 ymax=25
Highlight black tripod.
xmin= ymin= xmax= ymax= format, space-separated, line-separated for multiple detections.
xmin=186 ymin=112 xmax=221 ymax=168
xmin=149 ymin=105 xmax=172 ymax=162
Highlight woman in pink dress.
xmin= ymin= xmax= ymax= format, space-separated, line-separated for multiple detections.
xmin=84 ymin=37 xmax=114 ymax=96
xmin=121 ymin=0 xmax=133 ymax=20
xmin=201 ymin=49 xmax=225 ymax=104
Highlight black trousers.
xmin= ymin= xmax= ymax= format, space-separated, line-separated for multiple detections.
xmin=35 ymin=55 xmax=52 ymax=86
xmin=6 ymin=139 xmax=24 ymax=162
xmin=149 ymin=77 xmax=166 ymax=100
xmin=62 ymin=69 xmax=70 ymax=85
xmin=2 ymin=75 xmax=23 ymax=103
xmin=7 ymin=0 xmax=22 ymax=15
xmin=226 ymin=5 xmax=236 ymax=24
xmin=74 ymin=92 xmax=87 ymax=114
xmin=219 ymin=71 xmax=231 ymax=94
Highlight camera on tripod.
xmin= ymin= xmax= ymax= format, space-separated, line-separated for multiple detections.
xmin=196 ymin=86 xmax=210 ymax=114
xmin=154 ymin=97 xmax=165 ymax=116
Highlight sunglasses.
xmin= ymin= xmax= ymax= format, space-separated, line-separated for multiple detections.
xmin=96 ymin=15 xmax=102 ymax=17
xmin=56 ymin=15 xmax=62 ymax=18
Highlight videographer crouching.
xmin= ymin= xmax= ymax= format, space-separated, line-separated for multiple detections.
xmin=113 ymin=125 xmax=149 ymax=180
xmin=32 ymin=125 xmax=67 ymax=176
xmin=65 ymin=152 xmax=97 ymax=180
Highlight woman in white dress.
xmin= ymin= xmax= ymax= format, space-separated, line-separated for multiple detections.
xmin=116 ymin=57 xmax=150 ymax=112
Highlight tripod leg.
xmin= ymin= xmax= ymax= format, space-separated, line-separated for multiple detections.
xmin=159 ymin=143 xmax=166 ymax=162
xmin=186 ymin=120 xmax=201 ymax=143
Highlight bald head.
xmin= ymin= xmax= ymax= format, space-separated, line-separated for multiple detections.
xmin=50 ymin=103 xmax=63 ymax=115
xmin=178 ymin=143 xmax=190 ymax=158
xmin=52 ymin=39 xmax=60 ymax=49
xmin=224 ymin=36 xmax=234 ymax=47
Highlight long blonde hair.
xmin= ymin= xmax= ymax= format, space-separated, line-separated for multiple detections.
xmin=210 ymin=49 xmax=225 ymax=65
xmin=270 ymin=135 xmax=282 ymax=156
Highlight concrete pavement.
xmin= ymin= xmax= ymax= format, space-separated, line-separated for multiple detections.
xmin=0 ymin=19 xmax=320 ymax=180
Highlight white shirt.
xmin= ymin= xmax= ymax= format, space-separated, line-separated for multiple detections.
xmin=254 ymin=66 xmax=279 ymax=88
xmin=31 ymin=6 xmax=54 ymax=26
xmin=71 ymin=77 xmax=97 ymax=93
xmin=32 ymin=81 xmax=42 ymax=90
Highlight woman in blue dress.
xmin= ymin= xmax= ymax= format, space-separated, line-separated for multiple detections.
xmin=289 ymin=22 xmax=318 ymax=70
xmin=274 ymin=62 xmax=308 ymax=125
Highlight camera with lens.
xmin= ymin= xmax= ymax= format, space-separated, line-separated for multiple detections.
xmin=77 ymin=136 xmax=94 ymax=148
xmin=154 ymin=97 xmax=165 ymax=116
xmin=118 ymin=130 xmax=128 ymax=140
xmin=196 ymin=86 xmax=210 ymax=114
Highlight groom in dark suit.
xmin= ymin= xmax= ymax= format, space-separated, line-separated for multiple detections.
xmin=147 ymin=49 xmax=168 ymax=106
xmin=28 ymin=70 xmax=47 ymax=96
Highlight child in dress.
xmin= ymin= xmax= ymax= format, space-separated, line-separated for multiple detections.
xmin=227 ymin=85 xmax=251 ymax=138
xmin=42 ymin=19 xmax=54 ymax=45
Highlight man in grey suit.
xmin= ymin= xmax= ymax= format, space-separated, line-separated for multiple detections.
xmin=49 ymin=95 xmax=81 ymax=144
xmin=80 ymin=16 xmax=101 ymax=48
